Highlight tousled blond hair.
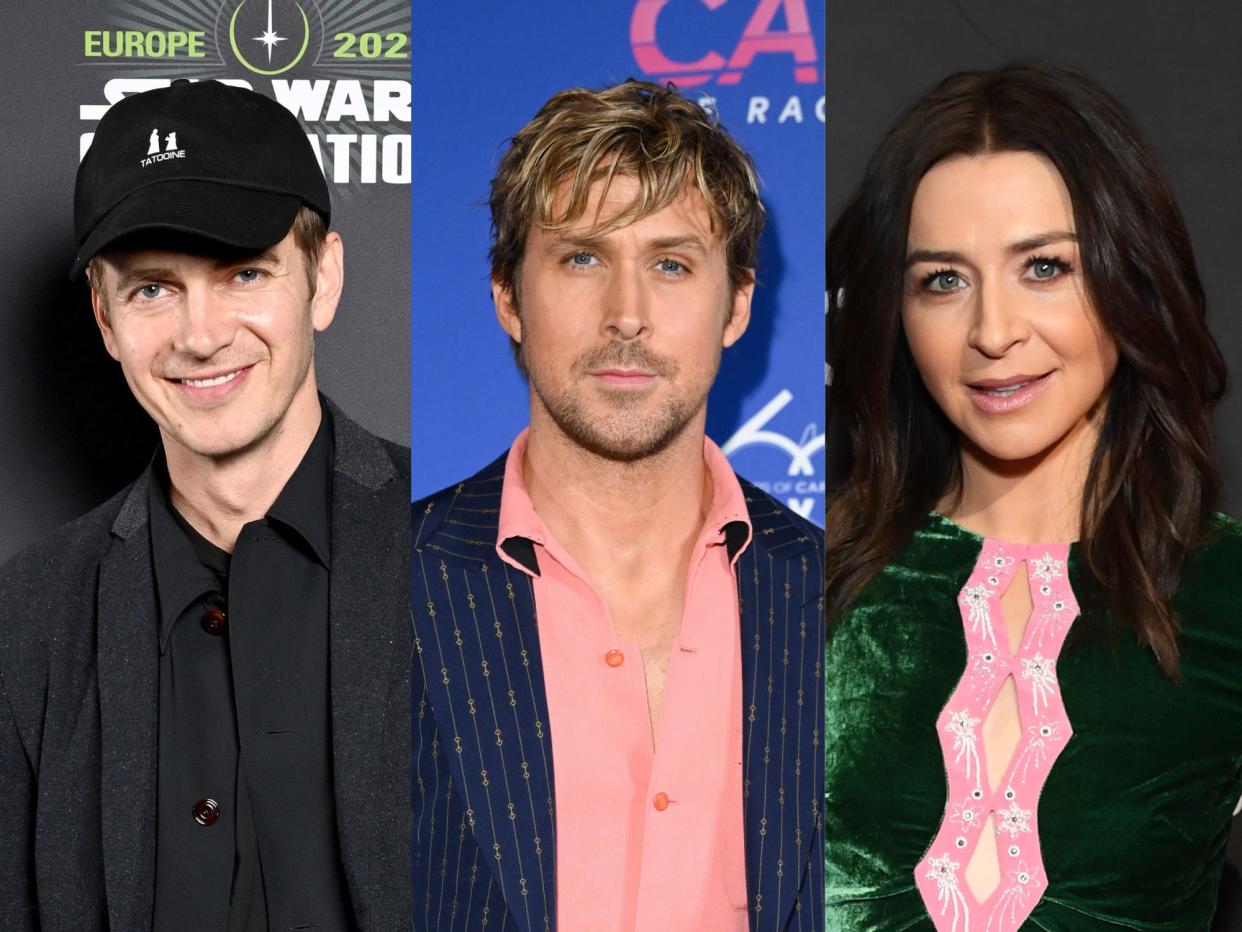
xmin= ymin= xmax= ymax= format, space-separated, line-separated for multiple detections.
xmin=489 ymin=80 xmax=764 ymax=296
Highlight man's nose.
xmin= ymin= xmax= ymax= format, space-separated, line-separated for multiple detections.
xmin=600 ymin=266 xmax=650 ymax=340
xmin=171 ymin=287 xmax=239 ymax=359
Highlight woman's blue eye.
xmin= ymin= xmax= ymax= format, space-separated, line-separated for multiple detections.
xmin=1026 ymin=257 xmax=1068 ymax=280
xmin=923 ymin=270 xmax=961 ymax=292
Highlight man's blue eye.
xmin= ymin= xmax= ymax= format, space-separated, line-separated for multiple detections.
xmin=237 ymin=268 xmax=261 ymax=282
xmin=568 ymin=252 xmax=594 ymax=266
xmin=139 ymin=284 xmax=162 ymax=299
xmin=657 ymin=259 xmax=685 ymax=274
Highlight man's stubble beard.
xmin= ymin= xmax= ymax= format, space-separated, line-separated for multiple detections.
xmin=527 ymin=340 xmax=721 ymax=464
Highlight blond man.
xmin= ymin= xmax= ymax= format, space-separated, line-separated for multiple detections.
xmin=411 ymin=80 xmax=824 ymax=931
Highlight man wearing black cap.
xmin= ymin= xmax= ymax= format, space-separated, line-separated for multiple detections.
xmin=0 ymin=80 xmax=409 ymax=931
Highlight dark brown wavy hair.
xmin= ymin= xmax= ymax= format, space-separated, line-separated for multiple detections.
xmin=826 ymin=63 xmax=1227 ymax=677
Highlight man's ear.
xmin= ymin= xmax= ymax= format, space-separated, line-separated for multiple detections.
xmin=90 ymin=288 xmax=121 ymax=362
xmin=311 ymin=232 xmax=344 ymax=331
xmin=722 ymin=273 xmax=755 ymax=348
xmin=493 ymin=277 xmax=522 ymax=344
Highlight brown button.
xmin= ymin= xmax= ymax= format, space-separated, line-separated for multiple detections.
xmin=200 ymin=608 xmax=227 ymax=636
xmin=605 ymin=649 xmax=624 ymax=668
xmin=652 ymin=792 xmax=670 ymax=812
xmin=192 ymin=798 xmax=220 ymax=826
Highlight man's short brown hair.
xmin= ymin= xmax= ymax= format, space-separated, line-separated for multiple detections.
xmin=86 ymin=205 xmax=328 ymax=312
xmin=489 ymin=80 xmax=765 ymax=297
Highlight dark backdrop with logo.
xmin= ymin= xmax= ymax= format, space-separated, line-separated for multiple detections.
xmin=411 ymin=0 xmax=825 ymax=526
xmin=0 ymin=0 xmax=410 ymax=563
xmin=826 ymin=1 xmax=1242 ymax=922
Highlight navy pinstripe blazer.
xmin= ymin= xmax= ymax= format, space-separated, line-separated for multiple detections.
xmin=411 ymin=452 xmax=824 ymax=931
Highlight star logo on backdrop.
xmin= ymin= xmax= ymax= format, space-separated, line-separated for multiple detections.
xmin=228 ymin=0 xmax=310 ymax=76
xmin=253 ymin=0 xmax=288 ymax=63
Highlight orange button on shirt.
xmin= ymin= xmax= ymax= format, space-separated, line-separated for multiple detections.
xmin=497 ymin=430 xmax=750 ymax=931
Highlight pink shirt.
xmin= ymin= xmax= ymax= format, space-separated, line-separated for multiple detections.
xmin=496 ymin=430 xmax=751 ymax=931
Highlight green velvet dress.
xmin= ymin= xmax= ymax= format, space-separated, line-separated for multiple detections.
xmin=825 ymin=512 xmax=1242 ymax=930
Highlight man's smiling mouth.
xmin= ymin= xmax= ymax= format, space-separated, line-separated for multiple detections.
xmin=179 ymin=371 xmax=241 ymax=388
xmin=167 ymin=364 xmax=254 ymax=391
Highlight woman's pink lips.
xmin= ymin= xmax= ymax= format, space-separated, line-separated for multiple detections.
xmin=167 ymin=364 xmax=253 ymax=403
xmin=593 ymin=369 xmax=655 ymax=387
xmin=967 ymin=371 xmax=1052 ymax=414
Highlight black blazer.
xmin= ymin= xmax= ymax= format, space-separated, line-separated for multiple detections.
xmin=410 ymin=453 xmax=825 ymax=931
xmin=0 ymin=400 xmax=411 ymax=931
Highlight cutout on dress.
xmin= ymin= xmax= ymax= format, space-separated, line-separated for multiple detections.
xmin=970 ymin=561 xmax=1034 ymax=903
xmin=965 ymin=813 xmax=1001 ymax=903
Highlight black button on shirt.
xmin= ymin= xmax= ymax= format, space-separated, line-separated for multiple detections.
xmin=150 ymin=409 xmax=354 ymax=930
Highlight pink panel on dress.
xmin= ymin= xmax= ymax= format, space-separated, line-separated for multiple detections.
xmin=915 ymin=539 xmax=1078 ymax=931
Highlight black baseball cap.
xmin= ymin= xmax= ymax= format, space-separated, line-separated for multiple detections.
xmin=71 ymin=79 xmax=330 ymax=279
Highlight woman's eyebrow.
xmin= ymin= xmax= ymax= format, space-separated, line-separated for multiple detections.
xmin=905 ymin=248 xmax=965 ymax=268
xmin=905 ymin=231 xmax=1078 ymax=268
xmin=1007 ymin=231 xmax=1077 ymax=254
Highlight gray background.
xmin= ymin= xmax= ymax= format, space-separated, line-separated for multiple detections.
xmin=0 ymin=1 xmax=410 ymax=564
xmin=827 ymin=0 xmax=1242 ymax=921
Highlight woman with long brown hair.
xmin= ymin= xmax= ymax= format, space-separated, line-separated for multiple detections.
xmin=825 ymin=63 xmax=1242 ymax=929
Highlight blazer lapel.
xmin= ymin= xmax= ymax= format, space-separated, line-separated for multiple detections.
xmin=97 ymin=473 xmax=160 ymax=931
xmin=413 ymin=457 xmax=557 ymax=932
xmin=326 ymin=409 xmax=411 ymax=927
xmin=738 ymin=485 xmax=824 ymax=930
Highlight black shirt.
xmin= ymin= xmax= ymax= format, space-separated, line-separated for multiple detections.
xmin=149 ymin=409 xmax=354 ymax=930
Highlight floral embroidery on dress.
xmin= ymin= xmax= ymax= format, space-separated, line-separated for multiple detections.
xmin=1027 ymin=596 xmax=1077 ymax=648
xmin=960 ymin=584 xmax=997 ymax=645
xmin=946 ymin=709 xmax=983 ymax=789
xmin=916 ymin=538 xmax=1078 ymax=932
xmin=969 ymin=648 xmax=1002 ymax=696
xmin=1020 ymin=653 xmax=1057 ymax=714
xmin=1027 ymin=553 xmax=1064 ymax=583
xmin=1011 ymin=721 xmax=1062 ymax=783
xmin=926 ymin=854 xmax=971 ymax=932
xmin=995 ymin=801 xmax=1031 ymax=836
xmin=948 ymin=798 xmax=984 ymax=834
xmin=985 ymin=863 xmax=1045 ymax=932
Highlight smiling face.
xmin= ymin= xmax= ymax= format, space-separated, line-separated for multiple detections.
xmin=91 ymin=227 xmax=343 ymax=463
xmin=494 ymin=174 xmax=752 ymax=461
xmin=902 ymin=151 xmax=1119 ymax=471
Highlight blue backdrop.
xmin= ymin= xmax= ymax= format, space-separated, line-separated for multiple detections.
xmin=411 ymin=0 xmax=824 ymax=525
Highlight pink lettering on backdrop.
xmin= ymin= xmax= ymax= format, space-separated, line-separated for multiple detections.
xmin=630 ymin=0 xmax=819 ymax=88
